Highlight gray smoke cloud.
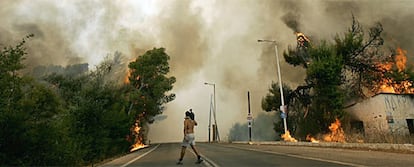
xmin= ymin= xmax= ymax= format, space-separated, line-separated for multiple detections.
xmin=1 ymin=0 xmax=413 ymax=142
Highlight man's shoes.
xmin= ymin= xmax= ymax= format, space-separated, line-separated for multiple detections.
xmin=195 ymin=158 xmax=203 ymax=164
xmin=176 ymin=161 xmax=183 ymax=165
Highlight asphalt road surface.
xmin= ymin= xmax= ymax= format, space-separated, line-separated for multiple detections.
xmin=100 ymin=142 xmax=414 ymax=167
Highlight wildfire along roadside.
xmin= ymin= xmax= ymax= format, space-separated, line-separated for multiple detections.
xmin=230 ymin=141 xmax=414 ymax=154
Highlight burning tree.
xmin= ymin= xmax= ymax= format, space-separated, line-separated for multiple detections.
xmin=126 ymin=48 xmax=176 ymax=150
xmin=371 ymin=47 xmax=414 ymax=94
xmin=263 ymin=16 xmax=414 ymax=140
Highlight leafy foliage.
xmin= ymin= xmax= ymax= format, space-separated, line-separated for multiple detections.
xmin=261 ymin=82 xmax=293 ymax=112
xmin=305 ymin=41 xmax=345 ymax=134
xmin=0 ymin=37 xmax=175 ymax=166
xmin=336 ymin=17 xmax=385 ymax=99
xmin=263 ymin=17 xmax=395 ymax=138
xmin=127 ymin=48 xmax=176 ymax=122
xmin=0 ymin=34 xmax=33 ymax=112
xmin=45 ymin=57 xmax=131 ymax=165
xmin=0 ymin=35 xmax=77 ymax=166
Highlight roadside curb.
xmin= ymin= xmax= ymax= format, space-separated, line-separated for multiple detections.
xmin=230 ymin=141 xmax=414 ymax=154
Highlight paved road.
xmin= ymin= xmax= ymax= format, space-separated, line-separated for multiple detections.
xmin=100 ymin=142 xmax=414 ymax=167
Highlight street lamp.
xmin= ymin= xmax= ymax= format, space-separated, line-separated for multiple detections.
xmin=257 ymin=39 xmax=288 ymax=134
xmin=204 ymin=82 xmax=220 ymax=142
xmin=207 ymin=94 xmax=213 ymax=143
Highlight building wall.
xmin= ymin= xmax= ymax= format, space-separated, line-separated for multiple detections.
xmin=347 ymin=94 xmax=414 ymax=135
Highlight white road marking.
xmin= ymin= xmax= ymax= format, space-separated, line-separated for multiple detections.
xmin=190 ymin=148 xmax=220 ymax=167
xmin=199 ymin=153 xmax=220 ymax=167
xmin=224 ymin=145 xmax=367 ymax=167
xmin=120 ymin=144 xmax=160 ymax=167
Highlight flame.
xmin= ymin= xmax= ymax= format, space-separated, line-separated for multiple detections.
xmin=281 ymin=130 xmax=298 ymax=142
xmin=124 ymin=70 xmax=141 ymax=85
xmin=124 ymin=69 xmax=131 ymax=84
xmin=129 ymin=117 xmax=148 ymax=152
xmin=376 ymin=61 xmax=394 ymax=93
xmin=376 ymin=47 xmax=414 ymax=94
xmin=295 ymin=32 xmax=310 ymax=42
xmin=379 ymin=82 xmax=395 ymax=93
xmin=306 ymin=134 xmax=320 ymax=143
xmin=295 ymin=32 xmax=310 ymax=46
xmin=323 ymin=118 xmax=346 ymax=143
xmin=395 ymin=47 xmax=407 ymax=72
xmin=124 ymin=57 xmax=137 ymax=84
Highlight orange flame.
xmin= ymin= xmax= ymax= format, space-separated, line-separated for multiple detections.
xmin=295 ymin=32 xmax=310 ymax=42
xmin=295 ymin=32 xmax=310 ymax=47
xmin=124 ymin=57 xmax=137 ymax=84
xmin=395 ymin=47 xmax=407 ymax=72
xmin=130 ymin=124 xmax=145 ymax=152
xmin=124 ymin=69 xmax=131 ymax=84
xmin=129 ymin=118 xmax=148 ymax=152
xmin=376 ymin=47 xmax=414 ymax=94
xmin=281 ymin=130 xmax=298 ymax=142
xmin=306 ymin=134 xmax=320 ymax=143
xmin=323 ymin=118 xmax=345 ymax=143
xmin=124 ymin=69 xmax=141 ymax=85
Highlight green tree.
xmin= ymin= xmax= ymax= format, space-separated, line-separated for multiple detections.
xmin=0 ymin=35 xmax=77 ymax=166
xmin=0 ymin=34 xmax=33 ymax=112
xmin=335 ymin=17 xmax=385 ymax=99
xmin=16 ymin=81 xmax=74 ymax=165
xmin=126 ymin=48 xmax=176 ymax=146
xmin=305 ymin=41 xmax=345 ymax=134
xmin=261 ymin=83 xmax=293 ymax=112
xmin=127 ymin=48 xmax=176 ymax=123
xmin=46 ymin=58 xmax=131 ymax=165
xmin=261 ymin=83 xmax=300 ymax=134
xmin=263 ymin=17 xmax=394 ymax=138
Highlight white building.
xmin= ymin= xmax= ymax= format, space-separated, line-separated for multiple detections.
xmin=347 ymin=93 xmax=414 ymax=135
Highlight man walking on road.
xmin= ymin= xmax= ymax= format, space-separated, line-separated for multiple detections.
xmin=177 ymin=110 xmax=203 ymax=165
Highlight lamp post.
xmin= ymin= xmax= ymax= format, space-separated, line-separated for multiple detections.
xmin=204 ymin=82 xmax=220 ymax=142
xmin=257 ymin=39 xmax=288 ymax=134
xmin=208 ymin=94 xmax=213 ymax=143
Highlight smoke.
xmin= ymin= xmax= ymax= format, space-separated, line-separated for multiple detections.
xmin=1 ymin=0 xmax=414 ymax=142
xmin=229 ymin=112 xmax=279 ymax=141
xmin=280 ymin=1 xmax=303 ymax=33
xmin=281 ymin=12 xmax=301 ymax=33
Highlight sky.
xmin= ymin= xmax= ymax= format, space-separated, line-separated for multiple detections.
xmin=1 ymin=0 xmax=414 ymax=143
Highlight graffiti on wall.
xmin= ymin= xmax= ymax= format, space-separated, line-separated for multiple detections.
xmin=384 ymin=95 xmax=410 ymax=124
xmin=384 ymin=95 xmax=408 ymax=112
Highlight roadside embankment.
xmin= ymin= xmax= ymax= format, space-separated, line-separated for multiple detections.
xmin=231 ymin=141 xmax=414 ymax=154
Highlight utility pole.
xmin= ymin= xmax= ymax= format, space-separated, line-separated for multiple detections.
xmin=247 ymin=91 xmax=252 ymax=142
xmin=205 ymin=82 xmax=220 ymax=142
xmin=208 ymin=94 xmax=213 ymax=143
xmin=258 ymin=39 xmax=288 ymax=134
